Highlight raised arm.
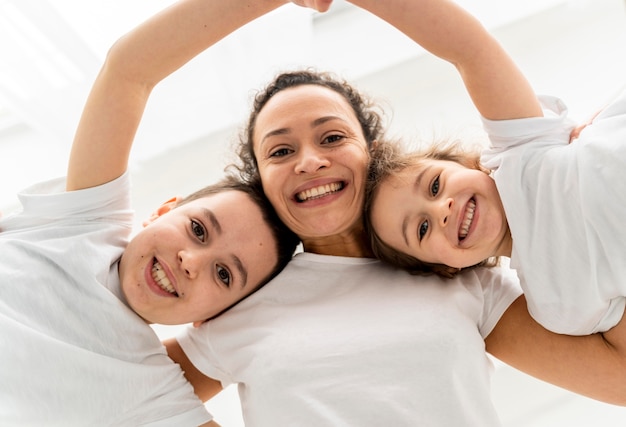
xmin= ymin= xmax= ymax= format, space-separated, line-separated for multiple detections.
xmin=347 ymin=0 xmax=542 ymax=121
xmin=164 ymin=338 xmax=224 ymax=402
xmin=66 ymin=0 xmax=288 ymax=191
xmin=486 ymin=295 xmax=626 ymax=405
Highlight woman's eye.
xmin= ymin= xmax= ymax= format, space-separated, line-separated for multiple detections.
xmin=430 ymin=175 xmax=440 ymax=196
xmin=190 ymin=220 xmax=206 ymax=242
xmin=323 ymin=134 xmax=344 ymax=144
xmin=419 ymin=220 xmax=429 ymax=241
xmin=269 ymin=147 xmax=291 ymax=158
xmin=216 ymin=265 xmax=231 ymax=287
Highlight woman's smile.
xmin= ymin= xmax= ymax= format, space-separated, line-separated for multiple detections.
xmin=254 ymin=85 xmax=370 ymax=245
xmin=295 ymin=181 xmax=345 ymax=203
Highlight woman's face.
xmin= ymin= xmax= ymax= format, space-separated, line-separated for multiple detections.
xmin=252 ymin=85 xmax=370 ymax=243
xmin=370 ymin=159 xmax=511 ymax=269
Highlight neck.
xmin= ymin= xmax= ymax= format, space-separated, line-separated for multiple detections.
xmin=302 ymin=230 xmax=374 ymax=258
xmin=496 ymin=227 xmax=513 ymax=258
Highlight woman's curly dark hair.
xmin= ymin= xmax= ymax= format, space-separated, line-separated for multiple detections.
xmin=229 ymin=69 xmax=387 ymax=184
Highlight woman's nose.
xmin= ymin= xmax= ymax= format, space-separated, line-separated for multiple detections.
xmin=294 ymin=145 xmax=330 ymax=174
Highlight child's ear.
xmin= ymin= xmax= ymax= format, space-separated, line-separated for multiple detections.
xmin=142 ymin=196 xmax=182 ymax=227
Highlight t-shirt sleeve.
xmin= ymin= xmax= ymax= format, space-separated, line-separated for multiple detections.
xmin=177 ymin=323 xmax=234 ymax=388
xmin=16 ymin=172 xmax=132 ymax=220
xmin=474 ymin=265 xmax=523 ymax=338
xmin=480 ymin=95 xmax=575 ymax=171
xmin=141 ymin=406 xmax=213 ymax=427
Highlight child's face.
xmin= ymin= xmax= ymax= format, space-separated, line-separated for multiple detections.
xmin=118 ymin=191 xmax=278 ymax=325
xmin=370 ymin=159 xmax=510 ymax=269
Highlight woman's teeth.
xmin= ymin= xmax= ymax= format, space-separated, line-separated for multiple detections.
xmin=151 ymin=260 xmax=176 ymax=295
xmin=296 ymin=182 xmax=343 ymax=202
xmin=459 ymin=199 xmax=476 ymax=241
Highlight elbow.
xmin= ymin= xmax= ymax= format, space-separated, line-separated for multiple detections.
xmin=101 ymin=36 xmax=158 ymax=91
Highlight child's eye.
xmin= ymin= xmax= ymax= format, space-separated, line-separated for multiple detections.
xmin=430 ymin=175 xmax=440 ymax=196
xmin=216 ymin=265 xmax=231 ymax=287
xmin=419 ymin=220 xmax=429 ymax=241
xmin=269 ymin=147 xmax=292 ymax=158
xmin=190 ymin=220 xmax=206 ymax=242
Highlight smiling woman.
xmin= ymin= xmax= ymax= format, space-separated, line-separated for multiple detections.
xmin=251 ymin=83 xmax=373 ymax=253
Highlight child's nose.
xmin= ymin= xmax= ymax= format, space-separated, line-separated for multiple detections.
xmin=178 ymin=250 xmax=201 ymax=279
xmin=439 ymin=198 xmax=454 ymax=227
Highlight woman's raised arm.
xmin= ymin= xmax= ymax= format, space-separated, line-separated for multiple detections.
xmin=486 ymin=295 xmax=626 ymax=405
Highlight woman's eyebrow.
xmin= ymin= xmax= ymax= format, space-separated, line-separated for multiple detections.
xmin=260 ymin=115 xmax=346 ymax=147
xmin=260 ymin=127 xmax=290 ymax=146
xmin=311 ymin=115 xmax=344 ymax=127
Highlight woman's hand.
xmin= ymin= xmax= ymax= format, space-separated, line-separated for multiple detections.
xmin=290 ymin=0 xmax=334 ymax=12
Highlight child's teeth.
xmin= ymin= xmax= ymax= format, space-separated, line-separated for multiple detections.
xmin=459 ymin=199 xmax=475 ymax=240
xmin=151 ymin=261 xmax=175 ymax=294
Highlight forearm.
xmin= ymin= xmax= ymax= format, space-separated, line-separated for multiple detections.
xmin=601 ymin=309 xmax=626 ymax=364
xmin=67 ymin=0 xmax=287 ymax=191
xmin=486 ymin=296 xmax=626 ymax=406
xmin=164 ymin=338 xmax=224 ymax=402
xmin=345 ymin=0 xmax=541 ymax=120
xmin=108 ymin=0 xmax=288 ymax=88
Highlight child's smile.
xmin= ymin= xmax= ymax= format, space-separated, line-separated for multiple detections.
xmin=371 ymin=159 xmax=511 ymax=269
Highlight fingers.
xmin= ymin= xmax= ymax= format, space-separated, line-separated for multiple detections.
xmin=291 ymin=0 xmax=333 ymax=12
xmin=569 ymin=123 xmax=587 ymax=143
xmin=569 ymin=109 xmax=602 ymax=143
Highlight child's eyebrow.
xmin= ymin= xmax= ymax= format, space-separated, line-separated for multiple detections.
xmin=414 ymin=165 xmax=432 ymax=191
xmin=401 ymin=165 xmax=432 ymax=247
xmin=232 ymin=255 xmax=248 ymax=289
xmin=201 ymin=207 xmax=248 ymax=289
xmin=201 ymin=208 xmax=221 ymax=234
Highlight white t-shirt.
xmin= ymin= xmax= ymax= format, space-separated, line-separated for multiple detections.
xmin=481 ymin=91 xmax=626 ymax=334
xmin=0 ymin=173 xmax=210 ymax=427
xmin=178 ymin=252 xmax=521 ymax=426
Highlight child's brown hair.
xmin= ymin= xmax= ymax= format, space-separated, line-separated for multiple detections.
xmin=364 ymin=138 xmax=498 ymax=278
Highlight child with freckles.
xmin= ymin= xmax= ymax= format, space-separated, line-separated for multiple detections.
xmin=363 ymin=0 xmax=626 ymax=338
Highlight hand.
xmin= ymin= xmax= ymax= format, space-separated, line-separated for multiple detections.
xmin=569 ymin=109 xmax=601 ymax=143
xmin=290 ymin=0 xmax=334 ymax=12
